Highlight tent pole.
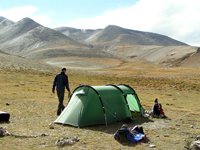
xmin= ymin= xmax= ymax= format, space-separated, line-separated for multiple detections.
xmin=104 ymin=114 xmax=108 ymax=126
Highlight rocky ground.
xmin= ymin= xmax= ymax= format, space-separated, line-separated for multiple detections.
xmin=0 ymin=53 xmax=56 ymax=72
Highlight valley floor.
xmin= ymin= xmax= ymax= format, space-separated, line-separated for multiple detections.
xmin=0 ymin=65 xmax=200 ymax=150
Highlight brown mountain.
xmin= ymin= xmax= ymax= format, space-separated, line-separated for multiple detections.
xmin=177 ymin=48 xmax=200 ymax=67
xmin=56 ymin=25 xmax=187 ymax=46
xmin=0 ymin=17 xmax=107 ymax=59
xmin=86 ymin=25 xmax=187 ymax=46
xmin=89 ymin=25 xmax=197 ymax=66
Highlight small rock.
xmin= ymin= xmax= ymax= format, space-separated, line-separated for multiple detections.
xmin=196 ymin=136 xmax=200 ymax=140
xmin=149 ymin=144 xmax=156 ymax=148
xmin=175 ymin=124 xmax=180 ymax=127
xmin=56 ymin=140 xmax=65 ymax=147
xmin=164 ymin=134 xmax=169 ymax=137
xmin=169 ymin=126 xmax=175 ymax=130
xmin=184 ymin=145 xmax=189 ymax=149
xmin=0 ymin=127 xmax=10 ymax=137
xmin=49 ymin=123 xmax=54 ymax=129
xmin=190 ymin=125 xmax=194 ymax=128
xmin=189 ymin=140 xmax=200 ymax=150
xmin=40 ymin=133 xmax=48 ymax=137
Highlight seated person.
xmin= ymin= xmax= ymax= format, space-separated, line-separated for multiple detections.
xmin=158 ymin=103 xmax=165 ymax=118
xmin=152 ymin=98 xmax=166 ymax=118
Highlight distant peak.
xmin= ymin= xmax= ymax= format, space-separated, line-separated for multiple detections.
xmin=106 ymin=25 xmax=120 ymax=27
xmin=0 ymin=17 xmax=14 ymax=26
xmin=55 ymin=26 xmax=81 ymax=31
xmin=19 ymin=17 xmax=37 ymax=23
xmin=104 ymin=25 xmax=126 ymax=32
xmin=0 ymin=19 xmax=14 ymax=25
xmin=0 ymin=16 xmax=6 ymax=21
xmin=105 ymin=25 xmax=121 ymax=29
xmin=102 ymin=25 xmax=128 ymax=35
xmin=16 ymin=17 xmax=41 ymax=27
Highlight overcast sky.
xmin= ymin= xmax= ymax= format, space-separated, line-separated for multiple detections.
xmin=0 ymin=0 xmax=200 ymax=46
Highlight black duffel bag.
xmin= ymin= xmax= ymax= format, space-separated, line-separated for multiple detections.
xmin=0 ymin=111 xmax=10 ymax=122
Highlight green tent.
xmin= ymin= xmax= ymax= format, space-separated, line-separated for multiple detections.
xmin=54 ymin=84 xmax=144 ymax=127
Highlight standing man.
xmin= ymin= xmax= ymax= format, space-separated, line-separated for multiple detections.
xmin=52 ymin=68 xmax=71 ymax=116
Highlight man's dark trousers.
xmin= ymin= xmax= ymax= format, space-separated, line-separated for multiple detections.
xmin=57 ymin=90 xmax=65 ymax=116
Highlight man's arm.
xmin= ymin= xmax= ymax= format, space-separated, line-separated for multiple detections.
xmin=65 ymin=75 xmax=71 ymax=98
xmin=52 ymin=76 xmax=57 ymax=93
xmin=65 ymin=75 xmax=70 ymax=92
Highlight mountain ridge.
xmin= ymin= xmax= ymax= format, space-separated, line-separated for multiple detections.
xmin=54 ymin=26 xmax=99 ymax=42
xmin=0 ymin=16 xmax=198 ymax=67
xmin=0 ymin=17 xmax=92 ymax=57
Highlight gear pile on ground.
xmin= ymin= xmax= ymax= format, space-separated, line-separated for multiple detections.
xmin=55 ymin=136 xmax=80 ymax=147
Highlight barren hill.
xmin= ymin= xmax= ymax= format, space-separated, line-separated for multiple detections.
xmin=55 ymin=25 xmax=198 ymax=66
xmin=0 ymin=17 xmax=103 ymax=59
xmin=56 ymin=25 xmax=187 ymax=46
xmin=84 ymin=25 xmax=197 ymax=66
xmin=86 ymin=25 xmax=187 ymax=46
xmin=177 ymin=48 xmax=200 ymax=67
xmin=0 ymin=51 xmax=54 ymax=71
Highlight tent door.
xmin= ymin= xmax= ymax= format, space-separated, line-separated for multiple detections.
xmin=126 ymin=94 xmax=140 ymax=112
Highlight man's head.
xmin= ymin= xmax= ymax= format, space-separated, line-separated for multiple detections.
xmin=155 ymin=98 xmax=158 ymax=103
xmin=61 ymin=68 xmax=66 ymax=73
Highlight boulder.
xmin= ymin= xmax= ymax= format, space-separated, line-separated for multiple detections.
xmin=0 ymin=127 xmax=10 ymax=137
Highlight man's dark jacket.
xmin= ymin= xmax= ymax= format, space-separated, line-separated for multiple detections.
xmin=52 ymin=72 xmax=70 ymax=92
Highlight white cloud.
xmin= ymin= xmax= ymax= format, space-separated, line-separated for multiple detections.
xmin=0 ymin=5 xmax=38 ymax=21
xmin=0 ymin=5 xmax=52 ymax=27
xmin=66 ymin=0 xmax=200 ymax=46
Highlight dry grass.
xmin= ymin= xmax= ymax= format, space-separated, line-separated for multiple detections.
xmin=0 ymin=65 xmax=200 ymax=150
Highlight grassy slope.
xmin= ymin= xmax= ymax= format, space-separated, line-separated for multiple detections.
xmin=0 ymin=66 xmax=200 ymax=150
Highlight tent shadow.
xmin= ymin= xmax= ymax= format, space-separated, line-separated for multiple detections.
xmin=84 ymin=115 xmax=153 ymax=135
xmin=116 ymin=136 xmax=150 ymax=147
xmin=129 ymin=114 xmax=154 ymax=126
xmin=0 ymin=121 xmax=10 ymax=124
xmin=58 ymin=116 xmax=152 ymax=147
xmin=83 ymin=116 xmax=152 ymax=147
